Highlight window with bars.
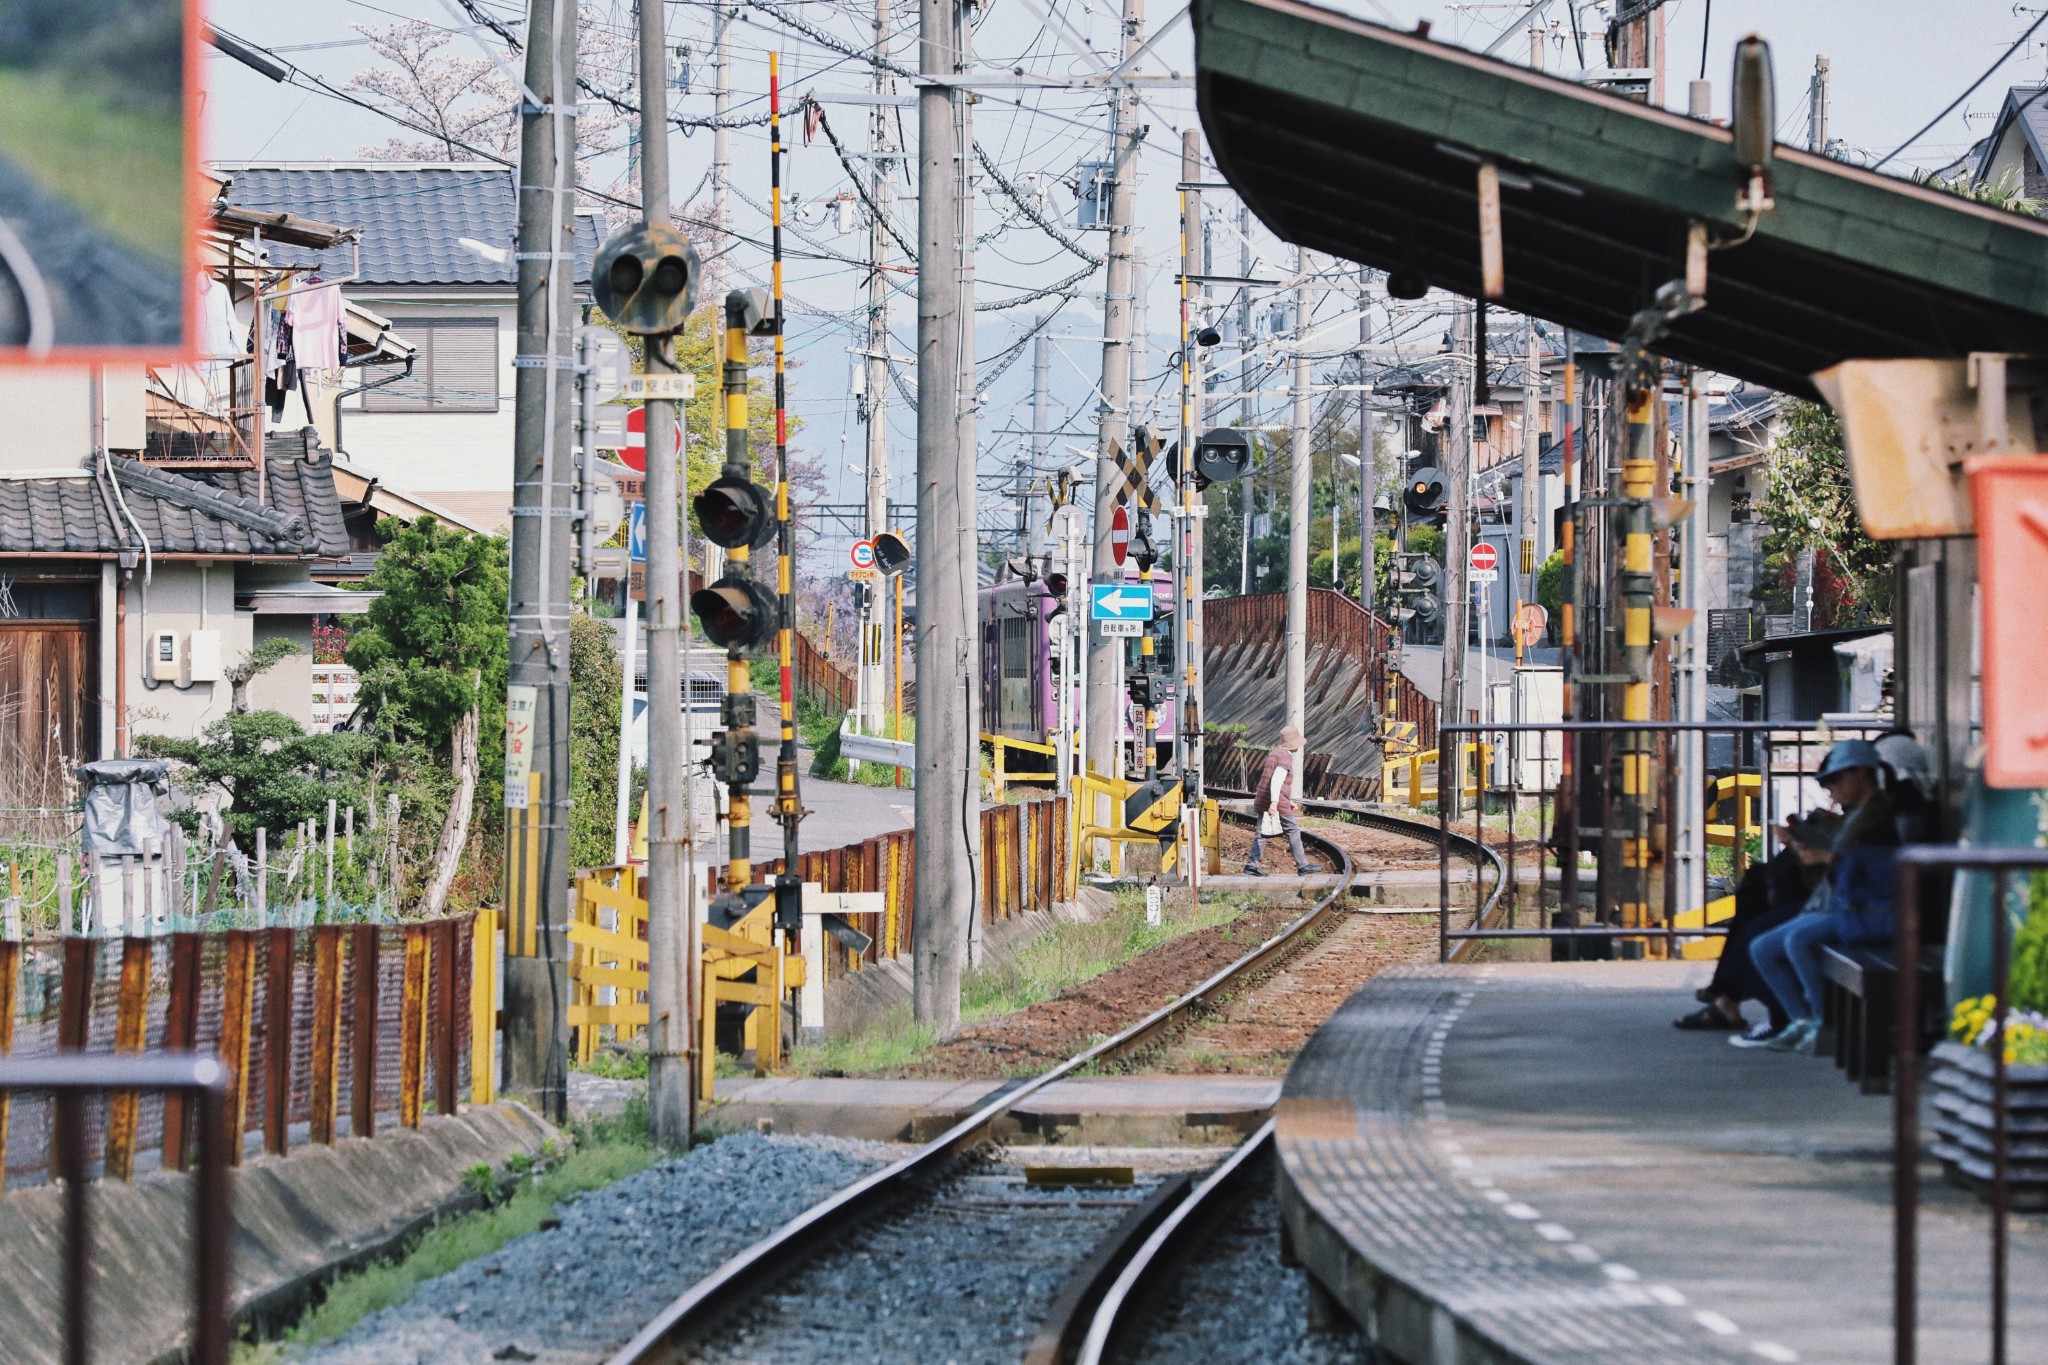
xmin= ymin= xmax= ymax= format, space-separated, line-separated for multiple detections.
xmin=362 ymin=316 xmax=501 ymax=413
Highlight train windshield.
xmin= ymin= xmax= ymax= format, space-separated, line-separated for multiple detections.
xmin=1122 ymin=625 xmax=1176 ymax=671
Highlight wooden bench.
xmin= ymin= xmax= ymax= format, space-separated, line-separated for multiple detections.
xmin=1819 ymin=944 xmax=1942 ymax=1095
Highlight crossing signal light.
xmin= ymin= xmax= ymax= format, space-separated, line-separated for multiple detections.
xmin=592 ymin=223 xmax=701 ymax=335
xmin=691 ymin=574 xmax=779 ymax=652
xmin=1391 ymin=553 xmax=1443 ymax=628
xmin=872 ymin=529 xmax=912 ymax=575
xmin=694 ymin=474 xmax=776 ymax=549
xmin=1403 ymin=466 xmax=1447 ymax=520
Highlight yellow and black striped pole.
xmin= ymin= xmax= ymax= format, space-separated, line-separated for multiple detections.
xmin=721 ymin=296 xmax=755 ymax=895
xmin=769 ymin=52 xmax=803 ymax=902
xmin=1617 ymin=381 xmax=1658 ymax=940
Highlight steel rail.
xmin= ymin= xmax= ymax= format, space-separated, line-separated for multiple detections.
xmin=1022 ymin=1170 xmax=1198 ymax=1365
xmin=1075 ymin=1118 xmax=1277 ymax=1365
xmin=605 ymin=822 xmax=1354 ymax=1365
xmin=1209 ymin=788 xmax=1509 ymax=925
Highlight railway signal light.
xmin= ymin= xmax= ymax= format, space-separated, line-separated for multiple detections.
xmin=591 ymin=223 xmax=701 ymax=335
xmin=1174 ymin=426 xmax=1254 ymax=490
xmin=694 ymin=473 xmax=777 ymax=549
xmin=1403 ymin=466 xmax=1447 ymax=520
xmin=1042 ymin=572 xmax=1068 ymax=617
xmin=708 ymin=729 xmax=761 ymax=786
xmin=690 ymin=574 xmax=780 ymax=652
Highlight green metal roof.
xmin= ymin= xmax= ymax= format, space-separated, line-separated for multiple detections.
xmin=1193 ymin=0 xmax=2048 ymax=398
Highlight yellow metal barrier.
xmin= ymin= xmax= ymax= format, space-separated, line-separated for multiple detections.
xmin=700 ymin=901 xmax=802 ymax=1103
xmin=1379 ymin=742 xmax=1492 ymax=808
xmin=983 ymin=732 xmax=1060 ymax=799
xmin=470 ymin=909 xmax=499 ymax=1105
xmin=1705 ymin=772 xmax=1762 ymax=851
xmin=567 ymin=865 xmax=651 ymax=1061
xmin=1674 ymin=893 xmax=1739 ymax=960
xmin=1074 ymin=768 xmax=1220 ymax=877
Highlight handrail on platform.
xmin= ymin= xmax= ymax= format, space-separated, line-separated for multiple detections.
xmin=1893 ymin=845 xmax=2041 ymax=1365
xmin=1433 ymin=718 xmax=1893 ymax=962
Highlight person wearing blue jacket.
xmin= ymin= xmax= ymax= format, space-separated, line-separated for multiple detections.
xmin=1746 ymin=739 xmax=1900 ymax=1054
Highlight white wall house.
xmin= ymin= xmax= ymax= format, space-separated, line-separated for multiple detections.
xmin=212 ymin=163 xmax=598 ymax=533
xmin=0 ymin=212 xmax=400 ymax=788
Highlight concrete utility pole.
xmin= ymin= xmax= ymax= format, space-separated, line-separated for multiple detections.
xmin=1521 ymin=319 xmax=1543 ymax=608
xmin=1177 ymin=128 xmax=1204 ymax=788
xmin=859 ymin=0 xmax=896 ymax=735
xmin=1440 ymin=300 xmax=1473 ymax=819
xmin=1356 ymin=264 xmax=1374 ymax=612
xmin=1807 ymin=55 xmax=1830 ymax=153
xmin=913 ymin=0 xmax=976 ymax=1028
xmin=636 ymin=0 xmax=694 ymax=1150
xmin=1085 ymin=0 xmax=1145 ymax=780
xmin=503 ymin=0 xmax=577 ymax=1122
xmin=1284 ymin=248 xmax=1312 ymax=741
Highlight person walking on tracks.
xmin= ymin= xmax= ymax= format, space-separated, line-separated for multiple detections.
xmin=1246 ymin=726 xmax=1315 ymax=877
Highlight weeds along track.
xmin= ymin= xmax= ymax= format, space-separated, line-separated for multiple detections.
xmin=602 ymin=829 xmax=1355 ymax=1365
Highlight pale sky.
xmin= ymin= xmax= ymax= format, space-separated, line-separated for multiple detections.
xmin=197 ymin=0 xmax=2038 ymax=534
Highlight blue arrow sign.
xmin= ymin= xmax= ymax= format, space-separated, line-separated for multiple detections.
xmin=628 ymin=502 xmax=647 ymax=564
xmin=1091 ymin=583 xmax=1153 ymax=621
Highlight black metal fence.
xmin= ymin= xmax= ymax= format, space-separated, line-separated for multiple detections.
xmin=1894 ymin=845 xmax=2040 ymax=1365
xmin=1435 ymin=719 xmax=1893 ymax=961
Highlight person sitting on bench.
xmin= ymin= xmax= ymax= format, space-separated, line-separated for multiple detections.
xmin=1747 ymin=739 xmax=1901 ymax=1054
xmin=1673 ymin=815 xmax=1831 ymax=1037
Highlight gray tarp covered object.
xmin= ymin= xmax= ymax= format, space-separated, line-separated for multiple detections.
xmin=75 ymin=759 xmax=174 ymax=856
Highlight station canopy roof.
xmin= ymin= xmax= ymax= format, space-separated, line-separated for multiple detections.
xmin=1193 ymin=0 xmax=2048 ymax=399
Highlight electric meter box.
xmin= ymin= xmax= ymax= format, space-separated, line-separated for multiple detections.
xmin=150 ymin=630 xmax=179 ymax=682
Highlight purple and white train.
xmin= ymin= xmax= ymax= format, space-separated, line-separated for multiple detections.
xmin=977 ymin=563 xmax=1176 ymax=777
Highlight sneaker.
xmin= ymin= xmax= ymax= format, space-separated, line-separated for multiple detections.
xmin=1243 ymin=864 xmax=1267 ymax=877
xmin=1765 ymin=1018 xmax=1819 ymax=1053
xmin=1296 ymin=865 xmax=1318 ymax=877
xmin=1729 ymin=1023 xmax=1781 ymax=1049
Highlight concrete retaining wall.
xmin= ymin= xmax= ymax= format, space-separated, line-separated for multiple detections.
xmin=0 ymin=1102 xmax=557 ymax=1365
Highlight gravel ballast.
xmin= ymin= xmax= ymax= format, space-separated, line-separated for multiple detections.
xmin=1119 ymin=1188 xmax=1371 ymax=1365
xmin=289 ymin=1133 xmax=893 ymax=1365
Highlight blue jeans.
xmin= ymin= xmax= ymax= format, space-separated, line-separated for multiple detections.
xmin=1751 ymin=911 xmax=1840 ymax=1022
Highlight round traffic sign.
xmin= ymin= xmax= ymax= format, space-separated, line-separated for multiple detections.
xmin=621 ymin=405 xmax=684 ymax=474
xmin=850 ymin=539 xmax=877 ymax=570
xmin=1469 ymin=542 xmax=1499 ymax=573
xmin=1109 ymin=506 xmax=1131 ymax=567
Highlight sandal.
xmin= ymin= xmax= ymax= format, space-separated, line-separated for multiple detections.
xmin=1673 ymin=1004 xmax=1742 ymax=1031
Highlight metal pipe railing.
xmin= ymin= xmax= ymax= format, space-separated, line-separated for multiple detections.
xmin=1893 ymin=845 xmax=2040 ymax=1365
xmin=1434 ymin=718 xmax=1892 ymax=960
xmin=0 ymin=1053 xmax=231 ymax=1365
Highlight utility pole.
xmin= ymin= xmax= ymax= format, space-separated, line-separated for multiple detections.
xmin=1237 ymin=201 xmax=1254 ymax=598
xmin=502 ymin=0 xmax=577 ymax=1123
xmin=913 ymin=0 xmax=976 ymax=1028
xmin=1807 ymin=55 xmax=1830 ymax=153
xmin=1176 ymin=128 xmax=1204 ymax=793
xmin=1085 ymin=0 xmax=1145 ymax=780
xmin=636 ymin=0 xmax=694 ymax=1148
xmin=712 ymin=3 xmax=732 ymax=263
xmin=1441 ymin=299 xmax=1473 ymax=819
xmin=1356 ymin=264 xmax=1373 ymax=612
xmin=859 ymin=0 xmax=896 ymax=735
xmin=1284 ymin=248 xmax=1312 ymax=741
xmin=1521 ymin=319 xmax=1543 ymax=610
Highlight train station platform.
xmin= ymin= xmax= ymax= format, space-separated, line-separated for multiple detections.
xmin=1278 ymin=961 xmax=2048 ymax=1365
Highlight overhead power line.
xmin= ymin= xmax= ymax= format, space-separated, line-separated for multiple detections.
xmin=1874 ymin=10 xmax=2048 ymax=170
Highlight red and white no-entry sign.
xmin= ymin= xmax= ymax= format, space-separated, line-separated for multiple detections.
xmin=1109 ymin=506 xmax=1131 ymax=566
xmin=621 ymin=406 xmax=684 ymax=474
xmin=1470 ymin=542 xmax=1499 ymax=573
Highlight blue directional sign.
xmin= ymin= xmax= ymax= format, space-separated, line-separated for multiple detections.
xmin=628 ymin=502 xmax=647 ymax=564
xmin=1091 ymin=582 xmax=1154 ymax=622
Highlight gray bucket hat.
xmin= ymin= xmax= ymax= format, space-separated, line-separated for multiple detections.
xmin=1816 ymin=737 xmax=1882 ymax=784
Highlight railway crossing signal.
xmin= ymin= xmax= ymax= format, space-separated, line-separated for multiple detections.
xmin=1391 ymin=553 xmax=1442 ymax=627
xmin=694 ymin=473 xmax=777 ymax=549
xmin=1403 ymin=466 xmax=1447 ymax=521
xmin=592 ymin=222 xmax=701 ymax=335
xmin=690 ymin=575 xmax=779 ymax=653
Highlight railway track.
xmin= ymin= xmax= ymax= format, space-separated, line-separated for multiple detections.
xmin=602 ymin=822 xmax=1357 ymax=1365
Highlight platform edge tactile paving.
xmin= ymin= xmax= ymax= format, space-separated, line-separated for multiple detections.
xmin=1275 ymin=964 xmax=1756 ymax=1364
